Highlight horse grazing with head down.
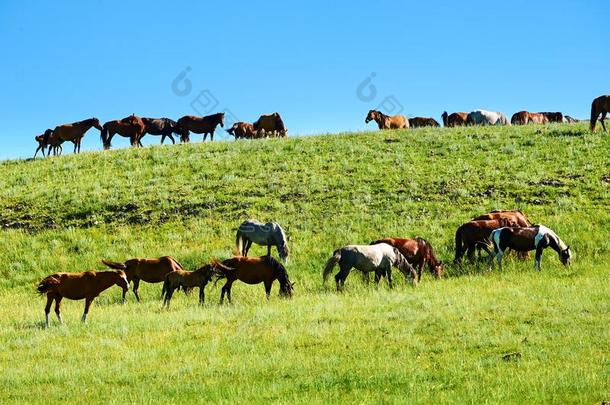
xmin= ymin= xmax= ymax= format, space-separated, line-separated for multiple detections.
xmin=37 ymin=270 xmax=129 ymax=327
xmin=409 ymin=117 xmax=440 ymax=128
xmin=226 ymin=122 xmax=259 ymax=139
xmin=214 ymin=256 xmax=294 ymax=303
xmin=370 ymin=237 xmax=443 ymax=281
xmin=323 ymin=244 xmax=417 ymax=291
xmin=489 ymin=225 xmax=571 ymax=271
xmin=236 ymin=220 xmax=289 ymax=262
xmin=539 ymin=112 xmax=564 ymax=123
xmin=176 ymin=113 xmax=224 ymax=142
xmin=141 ymin=117 xmax=181 ymax=144
xmin=101 ymin=115 xmax=146 ymax=149
xmin=253 ymin=112 xmax=287 ymax=137
xmin=101 ymin=256 xmax=184 ymax=302
xmin=365 ymin=110 xmax=409 ymax=130
xmin=590 ymin=95 xmax=610 ymax=131
xmin=454 ymin=218 xmax=519 ymax=263
xmin=467 ymin=110 xmax=510 ymax=126
xmin=51 ymin=118 xmax=103 ymax=153
xmin=441 ymin=111 xmax=468 ymax=127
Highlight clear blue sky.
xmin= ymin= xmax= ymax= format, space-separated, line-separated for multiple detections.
xmin=1 ymin=1 xmax=608 ymax=159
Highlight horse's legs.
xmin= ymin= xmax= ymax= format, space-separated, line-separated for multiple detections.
xmin=267 ymin=243 xmax=272 ymax=257
xmin=334 ymin=263 xmax=352 ymax=291
xmin=72 ymin=141 xmax=77 ymax=154
xmin=385 ymin=265 xmax=393 ymax=289
xmin=54 ymin=296 xmax=63 ymax=324
xmin=82 ymin=298 xmax=93 ymax=322
xmin=132 ymin=278 xmax=141 ymax=302
xmin=198 ymin=284 xmax=205 ymax=305
xmin=164 ymin=287 xmax=174 ymax=308
xmin=169 ymin=134 xmax=175 ymax=144
xmin=244 ymin=240 xmax=253 ymax=256
xmin=220 ymin=280 xmax=234 ymax=304
xmin=601 ymin=112 xmax=607 ymax=132
xmin=264 ymin=280 xmax=273 ymax=299
xmin=534 ymin=246 xmax=544 ymax=270
xmin=417 ymin=259 xmax=425 ymax=282
xmin=44 ymin=295 xmax=53 ymax=328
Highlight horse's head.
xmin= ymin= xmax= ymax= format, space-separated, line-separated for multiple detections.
xmin=218 ymin=113 xmax=225 ymax=128
xmin=365 ymin=110 xmax=379 ymax=123
xmin=279 ymin=244 xmax=290 ymax=263
xmin=115 ymin=270 xmax=130 ymax=292
xmin=91 ymin=118 xmax=103 ymax=131
xmin=559 ymin=246 xmax=572 ymax=266
xmin=433 ymin=262 xmax=444 ymax=279
xmin=393 ymin=248 xmax=417 ymax=284
xmin=279 ymin=279 xmax=294 ymax=298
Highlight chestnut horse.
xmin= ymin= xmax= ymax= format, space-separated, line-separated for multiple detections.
xmin=511 ymin=111 xmax=529 ymax=125
xmin=161 ymin=261 xmax=235 ymax=307
xmin=227 ymin=122 xmax=259 ymax=139
xmin=101 ymin=256 xmax=183 ymax=302
xmin=441 ymin=111 xmax=468 ymax=127
xmin=454 ymin=218 xmax=519 ymax=263
xmin=33 ymin=129 xmax=54 ymax=158
xmin=365 ymin=110 xmax=409 ymax=130
xmin=409 ymin=117 xmax=440 ymax=128
xmin=473 ymin=209 xmax=532 ymax=227
xmin=101 ymin=115 xmax=146 ymax=149
xmin=370 ymin=237 xmax=443 ymax=281
xmin=590 ymin=95 xmax=610 ymax=131
xmin=528 ymin=112 xmax=549 ymax=124
xmin=37 ymin=270 xmax=129 ymax=327
xmin=176 ymin=113 xmax=225 ymax=142
xmin=214 ymin=256 xmax=294 ymax=303
xmin=50 ymin=118 xmax=103 ymax=153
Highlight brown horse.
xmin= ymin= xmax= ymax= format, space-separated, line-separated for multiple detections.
xmin=473 ymin=209 xmax=532 ymax=227
xmin=33 ymin=129 xmax=54 ymax=158
xmin=227 ymin=122 xmax=259 ymax=139
xmin=370 ymin=237 xmax=443 ymax=281
xmin=101 ymin=256 xmax=183 ymax=302
xmin=214 ymin=256 xmax=294 ymax=303
xmin=454 ymin=218 xmax=519 ymax=263
xmin=539 ymin=112 xmax=564 ymax=123
xmin=365 ymin=110 xmax=409 ymax=130
xmin=101 ymin=115 xmax=146 ymax=149
xmin=409 ymin=117 xmax=441 ymax=128
xmin=590 ymin=95 xmax=610 ymax=131
xmin=176 ymin=113 xmax=225 ymax=142
xmin=511 ymin=111 xmax=529 ymax=125
xmin=161 ymin=261 xmax=234 ymax=307
xmin=528 ymin=112 xmax=549 ymax=124
xmin=441 ymin=111 xmax=468 ymax=127
xmin=253 ymin=112 xmax=287 ymax=137
xmin=50 ymin=118 xmax=103 ymax=153
xmin=37 ymin=270 xmax=129 ymax=327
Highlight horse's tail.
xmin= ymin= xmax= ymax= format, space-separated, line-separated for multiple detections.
xmin=235 ymin=230 xmax=244 ymax=256
xmin=101 ymin=259 xmax=126 ymax=270
xmin=454 ymin=227 xmax=464 ymax=263
xmin=590 ymin=98 xmax=598 ymax=131
xmin=323 ymin=249 xmax=341 ymax=283
xmin=36 ymin=276 xmax=60 ymax=295
xmin=42 ymin=129 xmax=53 ymax=148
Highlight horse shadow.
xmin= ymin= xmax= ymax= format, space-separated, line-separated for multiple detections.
xmin=547 ymin=129 xmax=583 ymax=138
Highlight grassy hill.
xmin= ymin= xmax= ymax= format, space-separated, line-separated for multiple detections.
xmin=0 ymin=123 xmax=608 ymax=403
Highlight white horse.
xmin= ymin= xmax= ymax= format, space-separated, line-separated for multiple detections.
xmin=323 ymin=244 xmax=417 ymax=290
xmin=467 ymin=109 xmax=510 ymax=126
xmin=235 ymin=220 xmax=289 ymax=262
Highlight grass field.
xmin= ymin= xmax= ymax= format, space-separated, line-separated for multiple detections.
xmin=0 ymin=123 xmax=609 ymax=403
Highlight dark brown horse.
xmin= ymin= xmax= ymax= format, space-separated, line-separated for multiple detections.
xmin=49 ymin=118 xmax=103 ymax=153
xmin=370 ymin=237 xmax=443 ymax=281
xmin=590 ymin=95 xmax=610 ymax=131
xmin=101 ymin=256 xmax=183 ymax=302
xmin=161 ymin=261 xmax=234 ymax=307
xmin=214 ymin=256 xmax=294 ymax=303
xmin=365 ymin=110 xmax=409 ymax=129
xmin=226 ymin=122 xmax=259 ymax=139
xmin=37 ymin=270 xmax=129 ymax=327
xmin=441 ymin=111 xmax=468 ymax=127
xmin=454 ymin=218 xmax=519 ymax=263
xmin=539 ymin=112 xmax=564 ymax=123
xmin=176 ymin=113 xmax=225 ymax=142
xmin=33 ymin=129 xmax=54 ymax=158
xmin=101 ymin=115 xmax=146 ymax=149
xmin=511 ymin=111 xmax=529 ymax=125
xmin=253 ymin=112 xmax=287 ymax=137
xmin=409 ymin=117 xmax=440 ymax=128
xmin=141 ymin=117 xmax=181 ymax=144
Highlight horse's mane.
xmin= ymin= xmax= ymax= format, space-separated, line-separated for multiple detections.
xmin=265 ymin=256 xmax=290 ymax=286
xmin=206 ymin=112 xmax=224 ymax=121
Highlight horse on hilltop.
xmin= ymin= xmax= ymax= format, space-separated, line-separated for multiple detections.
xmin=441 ymin=111 xmax=468 ymax=127
xmin=176 ymin=113 xmax=225 ymax=142
xmin=365 ymin=110 xmax=409 ymax=130
xmin=48 ymin=118 xmax=103 ymax=153
xmin=467 ymin=110 xmax=510 ymax=126
xmin=101 ymin=115 xmax=146 ymax=149
xmin=33 ymin=129 xmax=54 ymax=158
xmin=141 ymin=117 xmax=182 ymax=144
xmin=409 ymin=117 xmax=440 ymax=128
xmin=590 ymin=95 xmax=610 ymax=131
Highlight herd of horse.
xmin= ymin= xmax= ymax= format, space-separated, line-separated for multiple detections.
xmin=37 ymin=213 xmax=571 ymax=327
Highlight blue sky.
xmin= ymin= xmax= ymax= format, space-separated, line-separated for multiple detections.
xmin=0 ymin=1 xmax=608 ymax=159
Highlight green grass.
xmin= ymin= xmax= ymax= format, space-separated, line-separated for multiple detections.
xmin=0 ymin=123 xmax=609 ymax=403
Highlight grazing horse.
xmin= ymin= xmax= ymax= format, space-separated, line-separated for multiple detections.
xmin=467 ymin=110 xmax=510 ymax=126
xmin=489 ymin=225 xmax=571 ymax=270
xmin=590 ymin=95 xmax=610 ymax=131
xmin=214 ymin=256 xmax=294 ymax=303
xmin=409 ymin=117 xmax=441 ymax=128
xmin=51 ymin=118 xmax=103 ymax=153
xmin=365 ymin=110 xmax=409 ymax=130
xmin=511 ymin=111 xmax=529 ymax=125
xmin=473 ymin=209 xmax=532 ymax=227
xmin=141 ymin=117 xmax=181 ymax=144
xmin=160 ymin=262 xmax=233 ymax=307
xmin=37 ymin=270 xmax=129 ymax=327
xmin=528 ymin=112 xmax=549 ymax=124
xmin=441 ymin=111 xmax=468 ymax=127
xmin=539 ymin=112 xmax=564 ymax=123
xmin=323 ymin=244 xmax=417 ymax=291
xmin=235 ymin=220 xmax=289 ymax=262
xmin=564 ymin=115 xmax=579 ymax=123
xmin=101 ymin=115 xmax=146 ymax=149
xmin=176 ymin=113 xmax=224 ymax=142
xmin=33 ymin=129 xmax=54 ymax=158
xmin=253 ymin=112 xmax=287 ymax=137
xmin=454 ymin=218 xmax=519 ymax=263
xmin=101 ymin=256 xmax=183 ymax=302
xmin=227 ymin=122 xmax=259 ymax=139
xmin=370 ymin=237 xmax=443 ymax=281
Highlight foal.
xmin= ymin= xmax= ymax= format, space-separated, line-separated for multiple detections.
xmin=37 ymin=270 xmax=129 ymax=327
xmin=161 ymin=264 xmax=227 ymax=307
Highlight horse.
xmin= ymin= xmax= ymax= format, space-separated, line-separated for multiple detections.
xmin=235 ymin=220 xmax=289 ymax=262
xmin=161 ymin=261 xmax=233 ymax=307
xmin=467 ymin=110 xmax=510 ymax=126
xmin=539 ymin=112 xmax=564 ymax=123
xmin=101 ymin=256 xmax=183 ymax=302
xmin=214 ymin=256 xmax=294 ymax=303
xmin=489 ymin=225 xmax=571 ymax=271
xmin=370 ymin=237 xmax=443 ymax=281
xmin=409 ymin=117 xmax=440 ymax=128
xmin=33 ymin=129 xmax=54 ymax=158
xmin=253 ymin=112 xmax=287 ymax=137
xmin=37 ymin=270 xmax=129 ymax=327
xmin=141 ymin=117 xmax=181 ymax=144
xmin=441 ymin=111 xmax=468 ymax=127
xmin=473 ymin=209 xmax=532 ymax=227
xmin=590 ymin=95 xmax=610 ymax=131
xmin=528 ymin=112 xmax=549 ymax=124
xmin=50 ymin=118 xmax=103 ymax=153
xmin=511 ymin=111 xmax=529 ymax=125
xmin=564 ymin=115 xmax=579 ymax=123
xmin=226 ymin=122 xmax=259 ymax=139
xmin=101 ymin=115 xmax=146 ymax=149
xmin=365 ymin=110 xmax=409 ymax=130
xmin=176 ymin=113 xmax=224 ymax=142
xmin=454 ymin=218 xmax=519 ymax=264
xmin=322 ymin=244 xmax=417 ymax=291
